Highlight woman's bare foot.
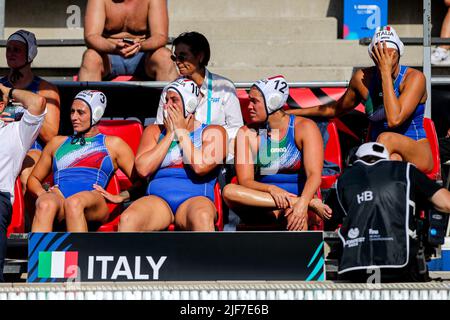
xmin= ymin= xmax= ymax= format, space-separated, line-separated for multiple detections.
xmin=309 ymin=198 xmax=332 ymax=220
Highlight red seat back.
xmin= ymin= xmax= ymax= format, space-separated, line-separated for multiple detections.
xmin=237 ymin=89 xmax=251 ymax=124
xmin=324 ymin=120 xmax=342 ymax=171
xmin=98 ymin=120 xmax=143 ymax=155
xmin=423 ymin=118 xmax=441 ymax=180
xmin=98 ymin=120 xmax=143 ymax=190
xmin=321 ymin=120 xmax=343 ymax=189
xmin=7 ymin=178 xmax=25 ymax=237
xmin=97 ymin=174 xmax=122 ymax=232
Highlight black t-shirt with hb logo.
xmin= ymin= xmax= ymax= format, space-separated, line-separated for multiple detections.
xmin=336 ymin=159 xmax=441 ymax=277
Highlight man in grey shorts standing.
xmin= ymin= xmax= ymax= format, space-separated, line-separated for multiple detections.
xmin=78 ymin=0 xmax=179 ymax=81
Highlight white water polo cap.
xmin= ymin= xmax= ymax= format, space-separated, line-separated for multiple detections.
xmin=368 ymin=25 xmax=404 ymax=58
xmin=166 ymin=78 xmax=200 ymax=117
xmin=253 ymin=75 xmax=289 ymax=117
xmin=7 ymin=29 xmax=38 ymax=63
xmin=74 ymin=90 xmax=107 ymax=126
xmin=355 ymin=142 xmax=390 ymax=161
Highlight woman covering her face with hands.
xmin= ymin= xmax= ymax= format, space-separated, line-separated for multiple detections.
xmin=118 ymin=78 xmax=227 ymax=232
xmin=288 ymin=26 xmax=432 ymax=173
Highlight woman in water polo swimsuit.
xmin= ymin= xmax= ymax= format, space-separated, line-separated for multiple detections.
xmin=222 ymin=75 xmax=330 ymax=231
xmin=117 ymin=78 xmax=227 ymax=231
xmin=28 ymin=90 xmax=136 ymax=232
xmin=288 ymin=25 xmax=432 ymax=173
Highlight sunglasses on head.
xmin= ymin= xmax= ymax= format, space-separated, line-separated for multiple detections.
xmin=170 ymin=54 xmax=187 ymax=62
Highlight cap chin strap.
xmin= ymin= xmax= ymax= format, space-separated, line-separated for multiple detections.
xmin=9 ymin=61 xmax=31 ymax=84
xmin=70 ymin=122 xmax=98 ymax=146
xmin=70 ymin=131 xmax=87 ymax=146
xmin=253 ymin=86 xmax=271 ymax=123
xmin=70 ymin=99 xmax=101 ymax=146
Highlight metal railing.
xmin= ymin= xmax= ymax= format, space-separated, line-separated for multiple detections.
xmin=50 ymin=78 xmax=450 ymax=89
xmin=360 ymin=37 xmax=450 ymax=46
xmin=1 ymin=281 xmax=450 ymax=300
xmin=0 ymin=37 xmax=175 ymax=47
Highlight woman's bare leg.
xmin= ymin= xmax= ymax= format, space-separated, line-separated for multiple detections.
xmin=175 ymin=196 xmax=216 ymax=231
xmin=64 ymin=191 xmax=110 ymax=232
xmin=118 ymin=195 xmax=174 ymax=232
xmin=377 ymin=132 xmax=433 ymax=172
xmin=223 ymin=184 xmax=331 ymax=217
xmin=32 ymin=192 xmax=65 ymax=232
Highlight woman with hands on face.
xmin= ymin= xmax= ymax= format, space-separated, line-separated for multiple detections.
xmin=222 ymin=75 xmax=331 ymax=231
xmin=117 ymin=78 xmax=227 ymax=232
xmin=288 ymin=26 xmax=432 ymax=173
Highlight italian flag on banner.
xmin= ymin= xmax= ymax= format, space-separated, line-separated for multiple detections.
xmin=38 ymin=251 xmax=78 ymax=279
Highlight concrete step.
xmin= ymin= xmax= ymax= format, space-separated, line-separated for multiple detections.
xmin=206 ymin=40 xmax=424 ymax=67
xmin=170 ymin=18 xmax=338 ymax=41
xmin=391 ymin=24 xmax=423 ymax=38
xmin=168 ymin=0 xmax=333 ymax=18
xmin=0 ymin=46 xmax=85 ymax=68
xmin=6 ymin=17 xmax=338 ymax=42
xmin=208 ymin=66 xmax=355 ymax=82
xmin=5 ymin=23 xmax=422 ymax=43
xmin=4 ymin=27 xmax=83 ymax=40
xmin=0 ymin=40 xmax=424 ymax=70
xmin=10 ymin=17 xmax=338 ymax=42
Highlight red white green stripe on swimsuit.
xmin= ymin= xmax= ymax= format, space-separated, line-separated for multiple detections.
xmin=52 ymin=134 xmax=114 ymax=198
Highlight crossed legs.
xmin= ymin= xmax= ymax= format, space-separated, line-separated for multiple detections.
xmin=377 ymin=132 xmax=433 ymax=173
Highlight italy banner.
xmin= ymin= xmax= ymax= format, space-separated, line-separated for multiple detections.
xmin=38 ymin=251 xmax=78 ymax=279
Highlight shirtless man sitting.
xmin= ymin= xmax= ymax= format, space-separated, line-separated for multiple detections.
xmin=78 ymin=0 xmax=178 ymax=81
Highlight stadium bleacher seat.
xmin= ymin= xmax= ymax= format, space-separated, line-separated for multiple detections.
xmin=7 ymin=178 xmax=25 ymax=237
xmin=98 ymin=120 xmax=144 ymax=190
xmin=423 ymin=118 xmax=441 ymax=181
xmin=321 ymin=120 xmax=342 ymax=189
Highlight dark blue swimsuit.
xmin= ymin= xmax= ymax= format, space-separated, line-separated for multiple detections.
xmin=256 ymin=115 xmax=305 ymax=195
xmin=363 ymin=65 xmax=426 ymax=141
xmin=146 ymin=125 xmax=218 ymax=213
